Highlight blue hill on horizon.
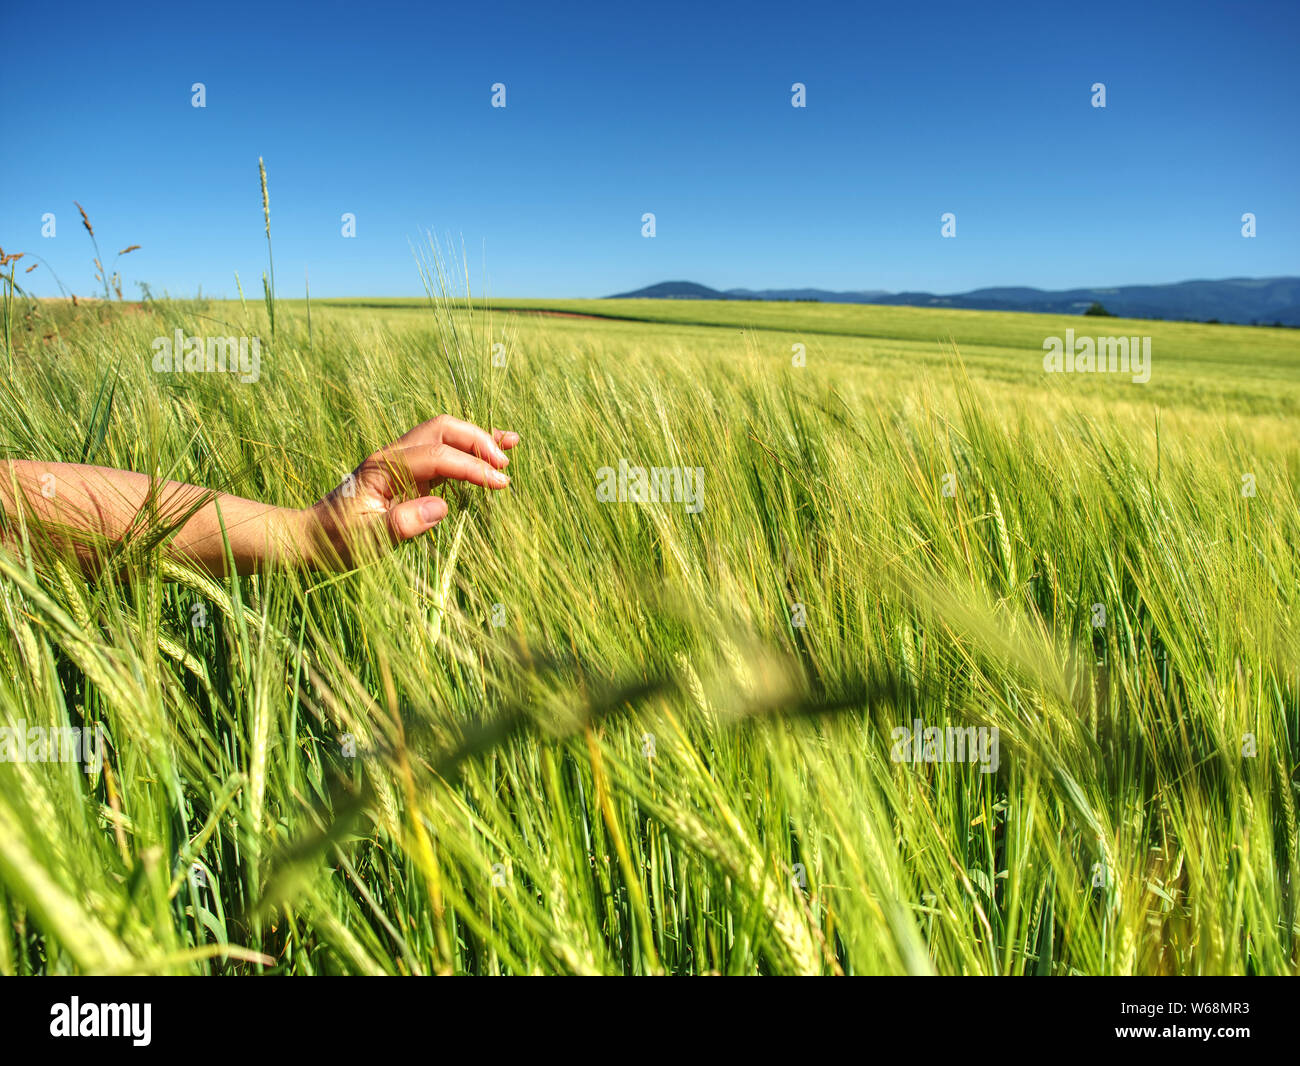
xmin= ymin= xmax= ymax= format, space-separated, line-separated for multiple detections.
xmin=607 ymin=277 xmax=1300 ymax=325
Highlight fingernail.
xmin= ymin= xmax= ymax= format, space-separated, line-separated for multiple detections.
xmin=490 ymin=469 xmax=510 ymax=487
xmin=490 ymin=442 xmax=508 ymax=462
xmin=420 ymin=499 xmax=444 ymax=523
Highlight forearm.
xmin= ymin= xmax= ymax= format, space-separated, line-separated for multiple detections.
xmin=0 ymin=417 xmax=520 ymax=578
xmin=0 ymin=461 xmax=310 ymax=577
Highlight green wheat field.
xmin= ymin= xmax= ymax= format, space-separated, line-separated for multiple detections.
xmin=1 ymin=278 xmax=1297 ymax=974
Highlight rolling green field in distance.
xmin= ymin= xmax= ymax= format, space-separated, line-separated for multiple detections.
xmin=0 ymin=291 xmax=1297 ymax=974
xmin=311 ymin=295 xmax=1300 ymax=414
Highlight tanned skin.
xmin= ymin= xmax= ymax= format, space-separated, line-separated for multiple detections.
xmin=0 ymin=416 xmax=520 ymax=577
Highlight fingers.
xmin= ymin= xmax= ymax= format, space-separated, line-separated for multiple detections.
xmin=435 ymin=417 xmax=511 ymax=467
xmin=393 ymin=415 xmax=520 ymax=469
xmin=327 ymin=415 xmax=520 ymax=565
xmin=385 ymin=495 xmax=448 ymax=544
xmin=381 ymin=443 xmax=510 ymax=493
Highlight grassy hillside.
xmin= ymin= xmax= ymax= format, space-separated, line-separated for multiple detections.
xmin=0 ymin=293 xmax=1296 ymax=974
xmin=321 ymin=296 xmax=1300 ymax=414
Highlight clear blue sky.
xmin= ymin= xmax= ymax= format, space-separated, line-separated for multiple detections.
xmin=1 ymin=0 xmax=1296 ymax=298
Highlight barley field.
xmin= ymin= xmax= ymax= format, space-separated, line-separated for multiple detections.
xmin=0 ymin=285 xmax=1297 ymax=975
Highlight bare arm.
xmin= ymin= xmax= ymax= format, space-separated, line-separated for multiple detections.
xmin=0 ymin=416 xmax=519 ymax=577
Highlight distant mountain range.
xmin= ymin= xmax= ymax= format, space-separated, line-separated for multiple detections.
xmin=606 ymin=278 xmax=1300 ymax=325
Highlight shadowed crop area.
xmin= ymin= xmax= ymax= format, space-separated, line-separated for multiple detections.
xmin=0 ymin=291 xmax=1297 ymax=975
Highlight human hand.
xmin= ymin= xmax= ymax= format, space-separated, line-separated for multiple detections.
xmin=305 ymin=415 xmax=520 ymax=568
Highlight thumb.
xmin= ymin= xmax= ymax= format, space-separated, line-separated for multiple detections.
xmin=385 ymin=496 xmax=448 ymax=543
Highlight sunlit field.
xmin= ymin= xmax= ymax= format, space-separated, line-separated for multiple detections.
xmin=1 ymin=287 xmax=1297 ymax=974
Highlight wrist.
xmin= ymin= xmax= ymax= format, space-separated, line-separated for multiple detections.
xmin=283 ymin=505 xmax=327 ymax=570
xmin=292 ymin=499 xmax=361 ymax=571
